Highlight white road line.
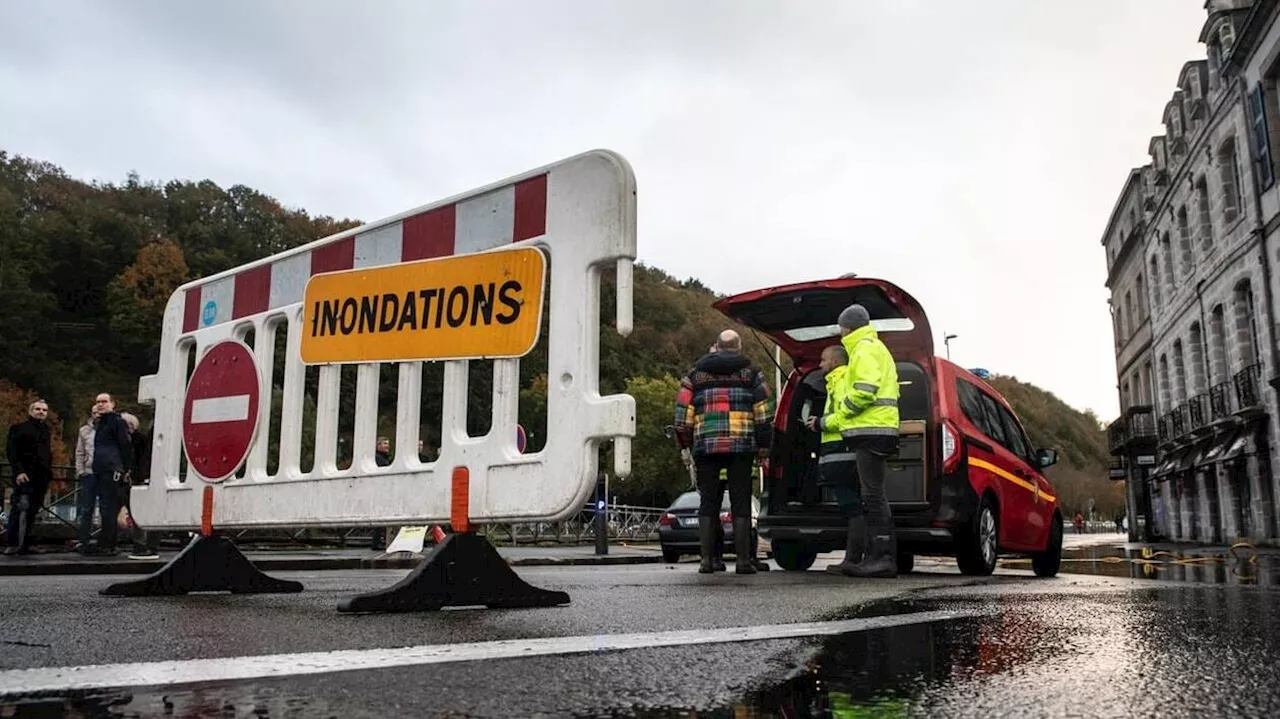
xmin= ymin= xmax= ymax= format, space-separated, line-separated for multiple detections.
xmin=0 ymin=609 xmax=976 ymax=697
xmin=190 ymin=395 xmax=251 ymax=424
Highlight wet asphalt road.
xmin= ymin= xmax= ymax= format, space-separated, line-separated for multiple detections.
xmin=1 ymin=554 xmax=1278 ymax=717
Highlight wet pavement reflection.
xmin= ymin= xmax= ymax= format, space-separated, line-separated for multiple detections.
xmin=7 ymin=585 xmax=1280 ymax=718
xmin=1006 ymin=541 xmax=1280 ymax=585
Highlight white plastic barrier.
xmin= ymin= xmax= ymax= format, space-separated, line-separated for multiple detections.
xmin=132 ymin=150 xmax=637 ymax=531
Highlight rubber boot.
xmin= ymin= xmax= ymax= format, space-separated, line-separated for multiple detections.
xmin=734 ymin=518 xmax=756 ymax=575
xmin=844 ymin=527 xmax=898 ymax=578
xmin=826 ymin=517 xmax=865 ymax=575
xmin=698 ymin=517 xmax=717 ymax=574
xmin=712 ymin=522 xmax=726 ymax=572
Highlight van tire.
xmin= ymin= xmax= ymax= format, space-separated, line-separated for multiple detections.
xmin=956 ymin=495 xmax=999 ymax=576
xmin=1032 ymin=515 xmax=1063 ymax=578
xmin=896 ymin=553 xmax=914 ymax=574
xmin=662 ymin=548 xmax=681 ymax=564
xmin=772 ymin=540 xmax=817 ymax=571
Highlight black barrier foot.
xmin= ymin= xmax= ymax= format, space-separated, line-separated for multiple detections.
xmin=337 ymin=532 xmax=569 ymax=613
xmin=100 ymin=535 xmax=304 ymax=596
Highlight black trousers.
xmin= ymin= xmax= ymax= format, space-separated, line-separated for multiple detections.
xmin=694 ymin=453 xmax=754 ymax=520
xmin=6 ymin=478 xmax=49 ymax=548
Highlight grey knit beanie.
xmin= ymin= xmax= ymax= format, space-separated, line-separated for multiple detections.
xmin=837 ymin=304 xmax=870 ymax=330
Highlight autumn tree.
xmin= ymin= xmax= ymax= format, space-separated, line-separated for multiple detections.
xmin=107 ymin=239 xmax=190 ymax=374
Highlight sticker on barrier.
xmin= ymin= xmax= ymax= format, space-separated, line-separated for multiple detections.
xmin=118 ymin=149 xmax=638 ymax=612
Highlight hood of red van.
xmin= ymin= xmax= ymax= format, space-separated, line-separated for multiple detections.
xmin=712 ymin=277 xmax=934 ymax=364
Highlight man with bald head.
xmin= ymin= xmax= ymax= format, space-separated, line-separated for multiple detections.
xmin=674 ymin=329 xmax=774 ymax=574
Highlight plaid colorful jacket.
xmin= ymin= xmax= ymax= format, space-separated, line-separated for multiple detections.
xmin=674 ymin=351 xmax=774 ymax=457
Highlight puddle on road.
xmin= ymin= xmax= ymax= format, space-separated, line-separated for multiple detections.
xmin=1002 ymin=543 xmax=1280 ymax=585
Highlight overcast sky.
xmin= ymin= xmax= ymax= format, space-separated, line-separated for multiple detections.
xmin=1 ymin=1 xmax=1211 ymax=420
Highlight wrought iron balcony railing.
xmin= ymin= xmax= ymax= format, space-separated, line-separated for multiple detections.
xmin=1187 ymin=393 xmax=1207 ymax=430
xmin=1234 ymin=363 xmax=1264 ymax=411
xmin=1171 ymin=406 xmax=1187 ymax=438
xmin=1209 ymin=381 xmax=1232 ymax=420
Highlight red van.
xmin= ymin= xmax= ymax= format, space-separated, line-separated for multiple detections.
xmin=713 ymin=276 xmax=1063 ymax=577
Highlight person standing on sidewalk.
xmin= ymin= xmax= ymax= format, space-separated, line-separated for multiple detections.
xmin=5 ymin=400 xmax=54 ymax=555
xmin=80 ymin=393 xmax=132 ymax=555
xmin=674 ymin=329 xmax=774 ymax=575
xmin=120 ymin=413 xmax=159 ymax=560
xmin=827 ymin=305 xmax=901 ymax=579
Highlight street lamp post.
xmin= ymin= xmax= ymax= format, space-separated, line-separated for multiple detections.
xmin=944 ymin=333 xmax=958 ymax=360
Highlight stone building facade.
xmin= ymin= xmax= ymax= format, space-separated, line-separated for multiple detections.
xmin=1105 ymin=0 xmax=1280 ymax=546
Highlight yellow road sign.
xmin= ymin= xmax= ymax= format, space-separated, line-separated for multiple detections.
xmin=301 ymin=246 xmax=547 ymax=364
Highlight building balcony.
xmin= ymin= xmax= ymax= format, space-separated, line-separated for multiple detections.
xmin=1210 ymin=381 xmax=1232 ymax=421
xmin=1234 ymin=363 xmax=1265 ymax=413
xmin=1158 ymin=415 xmax=1170 ymax=443
xmin=1107 ymin=406 xmax=1158 ymax=455
xmin=1170 ymin=405 xmax=1186 ymax=438
xmin=1186 ymin=393 xmax=1208 ymax=432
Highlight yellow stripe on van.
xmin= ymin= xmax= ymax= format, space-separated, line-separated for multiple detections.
xmin=968 ymin=457 xmax=1057 ymax=503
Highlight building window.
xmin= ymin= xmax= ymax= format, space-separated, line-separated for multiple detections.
xmin=1220 ymin=22 xmax=1237 ymax=59
xmin=1144 ymin=360 xmax=1155 ymax=405
xmin=1150 ymin=256 xmax=1163 ymax=309
xmin=1160 ymin=233 xmax=1175 ymax=295
xmin=1121 ymin=381 xmax=1131 ymax=411
xmin=1217 ymin=139 xmax=1243 ymax=226
xmin=1233 ymin=280 xmax=1260 ymax=368
xmin=1195 ymin=177 xmax=1214 ymax=252
xmin=1170 ymin=110 xmax=1183 ymax=139
xmin=1188 ymin=322 xmax=1206 ymax=395
xmin=1136 ymin=274 xmax=1147 ymax=320
xmin=1177 ymin=206 xmax=1193 ymax=277
xmin=1210 ymin=304 xmax=1230 ymax=385
xmin=1173 ymin=340 xmax=1188 ymax=404
xmin=1125 ymin=290 xmax=1135 ymax=333
xmin=1158 ymin=354 xmax=1171 ymax=412
xmin=1249 ymin=84 xmax=1275 ymax=191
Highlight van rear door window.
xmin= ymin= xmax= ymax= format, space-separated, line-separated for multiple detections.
xmin=956 ymin=380 xmax=992 ymax=437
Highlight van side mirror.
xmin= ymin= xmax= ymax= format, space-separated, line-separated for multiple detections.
xmin=1036 ymin=449 xmax=1058 ymax=470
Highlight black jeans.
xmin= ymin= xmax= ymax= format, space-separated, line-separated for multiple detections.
xmin=78 ymin=472 xmax=121 ymax=550
xmin=854 ymin=443 xmax=894 ymax=545
xmin=694 ymin=454 xmax=754 ymax=520
xmin=6 ymin=478 xmax=48 ymax=548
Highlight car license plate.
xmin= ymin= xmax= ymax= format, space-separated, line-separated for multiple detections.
xmin=681 ymin=517 xmax=699 ymax=527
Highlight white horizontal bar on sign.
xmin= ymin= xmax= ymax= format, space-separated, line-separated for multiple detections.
xmin=190 ymin=395 xmax=251 ymax=424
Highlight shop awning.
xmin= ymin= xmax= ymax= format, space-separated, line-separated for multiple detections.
xmin=1196 ymin=427 xmax=1242 ymax=467
xmin=1152 ymin=447 xmax=1186 ymax=479
xmin=1221 ymin=421 xmax=1257 ymax=462
xmin=1178 ymin=437 xmax=1214 ymax=472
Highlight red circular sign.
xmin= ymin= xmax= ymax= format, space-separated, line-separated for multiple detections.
xmin=182 ymin=340 xmax=262 ymax=483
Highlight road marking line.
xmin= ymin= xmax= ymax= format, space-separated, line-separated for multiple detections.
xmin=190 ymin=395 xmax=251 ymax=424
xmin=0 ymin=609 xmax=975 ymax=697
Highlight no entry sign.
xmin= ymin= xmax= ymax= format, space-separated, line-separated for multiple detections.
xmin=182 ymin=340 xmax=262 ymax=483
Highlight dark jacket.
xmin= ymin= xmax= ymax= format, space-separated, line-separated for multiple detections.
xmin=6 ymin=418 xmax=53 ymax=484
xmin=131 ymin=427 xmax=152 ymax=484
xmin=375 ymin=451 xmax=391 ymax=467
xmin=92 ymin=411 xmax=133 ymax=475
xmin=673 ymin=351 xmax=774 ymax=457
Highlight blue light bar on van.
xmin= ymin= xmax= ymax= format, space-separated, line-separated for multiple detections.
xmin=969 ymin=368 xmax=991 ymax=379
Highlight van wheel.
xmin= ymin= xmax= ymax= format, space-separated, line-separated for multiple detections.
xmin=956 ymin=496 xmax=999 ymax=576
xmin=896 ymin=553 xmax=914 ymax=574
xmin=662 ymin=548 xmax=680 ymax=564
xmin=1032 ymin=516 xmax=1063 ymax=578
xmin=772 ymin=540 xmax=817 ymax=571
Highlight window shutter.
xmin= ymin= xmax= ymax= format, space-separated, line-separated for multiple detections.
xmin=1250 ymin=84 xmax=1274 ymax=191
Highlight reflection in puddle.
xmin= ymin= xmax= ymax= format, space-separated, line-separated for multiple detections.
xmin=1003 ymin=543 xmax=1279 ymax=585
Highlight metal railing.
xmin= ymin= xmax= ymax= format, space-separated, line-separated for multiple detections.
xmin=1187 ymin=393 xmax=1207 ymax=431
xmin=1170 ymin=406 xmax=1186 ymax=438
xmin=1158 ymin=415 xmax=1171 ymax=443
xmin=1210 ymin=381 xmax=1232 ymax=420
xmin=1129 ymin=406 xmax=1158 ymax=441
xmin=1106 ymin=418 xmax=1128 ymax=454
xmin=1234 ymin=363 xmax=1264 ymax=411
xmin=481 ymin=504 xmax=666 ymax=545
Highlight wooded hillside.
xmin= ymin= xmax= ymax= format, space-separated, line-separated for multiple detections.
xmin=0 ymin=151 xmax=1118 ymax=515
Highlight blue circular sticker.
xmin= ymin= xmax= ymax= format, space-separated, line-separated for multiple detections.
xmin=201 ymin=300 xmax=218 ymax=327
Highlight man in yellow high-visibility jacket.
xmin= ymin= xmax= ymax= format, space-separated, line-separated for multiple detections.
xmin=825 ymin=304 xmax=900 ymax=578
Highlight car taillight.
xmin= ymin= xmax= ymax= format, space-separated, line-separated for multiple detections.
xmin=941 ymin=420 xmax=961 ymax=475
xmin=659 ymin=513 xmax=675 ymax=526
xmin=719 ymin=511 xmax=732 ymax=523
